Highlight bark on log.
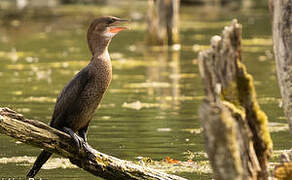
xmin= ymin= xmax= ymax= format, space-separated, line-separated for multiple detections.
xmin=0 ymin=107 xmax=186 ymax=180
xmin=198 ymin=20 xmax=272 ymax=180
xmin=269 ymin=0 xmax=292 ymax=136
xmin=146 ymin=0 xmax=180 ymax=46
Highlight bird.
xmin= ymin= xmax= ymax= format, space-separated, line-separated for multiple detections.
xmin=26 ymin=16 xmax=127 ymax=178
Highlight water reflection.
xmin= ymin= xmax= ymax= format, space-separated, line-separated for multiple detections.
xmin=0 ymin=1 xmax=290 ymax=179
xmin=145 ymin=49 xmax=181 ymax=108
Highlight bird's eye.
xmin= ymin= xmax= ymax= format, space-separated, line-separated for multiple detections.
xmin=108 ymin=19 xmax=115 ymax=25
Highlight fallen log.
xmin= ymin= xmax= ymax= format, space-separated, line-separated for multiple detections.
xmin=198 ymin=20 xmax=272 ymax=179
xmin=0 ymin=107 xmax=186 ymax=180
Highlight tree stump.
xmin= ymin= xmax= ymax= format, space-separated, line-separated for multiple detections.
xmin=269 ymin=0 xmax=292 ymax=136
xmin=198 ymin=20 xmax=272 ymax=180
xmin=146 ymin=0 xmax=180 ymax=46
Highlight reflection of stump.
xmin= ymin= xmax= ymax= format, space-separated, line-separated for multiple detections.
xmin=269 ymin=0 xmax=292 ymax=135
xmin=198 ymin=20 xmax=272 ymax=179
xmin=146 ymin=0 xmax=180 ymax=46
xmin=145 ymin=50 xmax=181 ymax=106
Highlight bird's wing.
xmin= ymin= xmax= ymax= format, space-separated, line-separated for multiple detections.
xmin=50 ymin=66 xmax=91 ymax=128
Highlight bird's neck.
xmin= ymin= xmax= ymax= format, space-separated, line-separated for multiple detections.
xmin=88 ymin=35 xmax=111 ymax=58
xmin=93 ymin=47 xmax=110 ymax=61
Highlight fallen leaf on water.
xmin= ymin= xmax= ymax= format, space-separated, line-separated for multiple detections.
xmin=182 ymin=128 xmax=203 ymax=134
xmin=122 ymin=101 xmax=142 ymax=110
xmin=268 ymin=122 xmax=289 ymax=133
xmin=125 ymin=82 xmax=170 ymax=89
xmin=122 ymin=101 xmax=168 ymax=110
xmin=23 ymin=96 xmax=56 ymax=103
xmin=16 ymin=108 xmax=31 ymax=113
xmin=0 ymin=156 xmax=76 ymax=169
xmin=165 ymin=156 xmax=180 ymax=164
xmin=157 ymin=128 xmax=172 ymax=132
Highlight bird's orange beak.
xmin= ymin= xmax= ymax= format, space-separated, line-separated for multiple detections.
xmin=109 ymin=19 xmax=128 ymax=33
xmin=109 ymin=27 xmax=127 ymax=33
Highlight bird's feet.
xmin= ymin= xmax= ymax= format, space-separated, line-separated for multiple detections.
xmin=62 ymin=127 xmax=96 ymax=161
xmin=63 ymin=127 xmax=83 ymax=150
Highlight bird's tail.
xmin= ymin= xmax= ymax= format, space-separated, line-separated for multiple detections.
xmin=27 ymin=150 xmax=52 ymax=178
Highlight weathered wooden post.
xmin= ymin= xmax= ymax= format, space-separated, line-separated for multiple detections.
xmin=146 ymin=0 xmax=180 ymax=46
xmin=269 ymin=1 xmax=292 ymax=178
xmin=198 ymin=20 xmax=272 ymax=179
xmin=269 ymin=0 xmax=292 ymax=135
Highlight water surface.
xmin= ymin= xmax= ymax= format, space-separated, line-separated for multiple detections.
xmin=0 ymin=1 xmax=290 ymax=179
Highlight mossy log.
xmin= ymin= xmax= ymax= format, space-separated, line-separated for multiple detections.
xmin=146 ymin=0 xmax=180 ymax=46
xmin=269 ymin=0 xmax=292 ymax=136
xmin=0 ymin=107 xmax=186 ymax=180
xmin=198 ymin=20 xmax=272 ymax=179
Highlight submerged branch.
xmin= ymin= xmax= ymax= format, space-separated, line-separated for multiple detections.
xmin=0 ymin=107 xmax=186 ymax=180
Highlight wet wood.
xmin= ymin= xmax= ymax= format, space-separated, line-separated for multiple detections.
xmin=198 ymin=20 xmax=272 ymax=180
xmin=0 ymin=107 xmax=186 ymax=180
xmin=269 ymin=0 xmax=292 ymax=136
xmin=146 ymin=0 xmax=180 ymax=45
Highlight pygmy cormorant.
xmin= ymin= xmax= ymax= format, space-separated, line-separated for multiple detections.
xmin=27 ymin=16 xmax=127 ymax=178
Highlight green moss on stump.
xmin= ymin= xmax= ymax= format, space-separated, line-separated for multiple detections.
xmin=220 ymin=58 xmax=273 ymax=170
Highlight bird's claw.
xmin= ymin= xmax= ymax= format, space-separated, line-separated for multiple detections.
xmin=62 ymin=127 xmax=96 ymax=160
xmin=63 ymin=127 xmax=83 ymax=150
xmin=72 ymin=133 xmax=83 ymax=150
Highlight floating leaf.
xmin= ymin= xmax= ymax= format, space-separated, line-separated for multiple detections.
xmin=122 ymin=101 xmax=169 ymax=110
xmin=182 ymin=128 xmax=203 ymax=134
xmin=157 ymin=128 xmax=172 ymax=132
xmin=125 ymin=82 xmax=170 ymax=89
xmin=122 ymin=101 xmax=143 ymax=110
xmin=0 ymin=156 xmax=76 ymax=169
xmin=165 ymin=156 xmax=180 ymax=164
xmin=23 ymin=96 xmax=56 ymax=103
xmin=268 ymin=122 xmax=289 ymax=133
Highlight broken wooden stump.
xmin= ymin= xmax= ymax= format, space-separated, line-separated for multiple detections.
xmin=269 ymin=1 xmax=292 ymax=178
xmin=198 ymin=20 xmax=272 ymax=179
xmin=0 ymin=107 xmax=186 ymax=180
xmin=146 ymin=0 xmax=180 ymax=46
xmin=269 ymin=0 xmax=292 ymax=136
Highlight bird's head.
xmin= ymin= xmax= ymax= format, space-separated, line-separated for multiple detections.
xmin=87 ymin=16 xmax=128 ymax=55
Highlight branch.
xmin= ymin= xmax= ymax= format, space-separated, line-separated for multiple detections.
xmin=0 ymin=107 xmax=186 ymax=180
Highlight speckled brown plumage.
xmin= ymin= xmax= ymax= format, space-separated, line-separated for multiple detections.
xmin=50 ymin=54 xmax=112 ymax=132
xmin=27 ymin=16 xmax=127 ymax=178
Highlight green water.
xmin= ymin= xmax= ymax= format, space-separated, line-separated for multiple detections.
xmin=0 ymin=1 xmax=291 ymax=179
